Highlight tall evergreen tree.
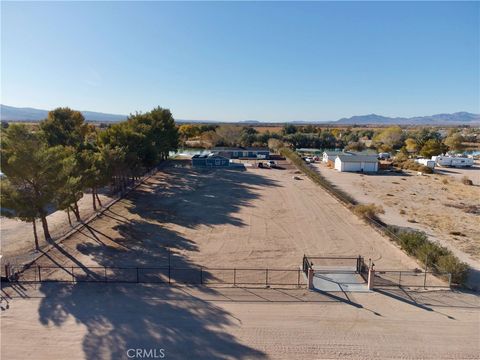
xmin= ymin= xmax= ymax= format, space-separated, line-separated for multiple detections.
xmin=1 ymin=124 xmax=67 ymax=241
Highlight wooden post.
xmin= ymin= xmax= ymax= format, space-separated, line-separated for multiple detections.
xmin=265 ymin=269 xmax=268 ymax=286
xmin=233 ymin=268 xmax=236 ymax=286
xmin=38 ymin=266 xmax=42 ymax=282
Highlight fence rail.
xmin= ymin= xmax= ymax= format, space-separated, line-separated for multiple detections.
xmin=7 ymin=265 xmax=307 ymax=287
xmin=373 ymin=270 xmax=451 ymax=288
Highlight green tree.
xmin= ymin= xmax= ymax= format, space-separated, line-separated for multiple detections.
xmin=444 ymin=133 xmax=464 ymax=151
xmin=54 ymin=149 xmax=84 ymax=222
xmin=40 ymin=107 xmax=88 ymax=148
xmin=40 ymin=107 xmax=91 ymax=221
xmin=373 ymin=126 xmax=404 ymax=150
xmin=78 ymin=147 xmax=108 ymax=211
xmin=404 ymin=138 xmax=419 ymax=153
xmin=282 ymin=124 xmax=297 ymax=135
xmin=1 ymin=180 xmax=41 ymax=250
xmin=419 ymin=139 xmax=448 ymax=158
xmin=1 ymin=125 xmax=67 ymax=241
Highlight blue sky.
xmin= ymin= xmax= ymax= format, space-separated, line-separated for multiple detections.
xmin=1 ymin=1 xmax=479 ymax=121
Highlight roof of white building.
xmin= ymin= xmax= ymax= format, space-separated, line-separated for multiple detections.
xmin=336 ymin=155 xmax=378 ymax=163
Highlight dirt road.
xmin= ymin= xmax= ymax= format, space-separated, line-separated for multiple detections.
xmin=2 ymin=283 xmax=478 ymax=360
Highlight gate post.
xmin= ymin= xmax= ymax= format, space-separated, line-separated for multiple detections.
xmin=308 ymin=268 xmax=314 ymax=290
xmin=367 ymin=266 xmax=375 ymax=290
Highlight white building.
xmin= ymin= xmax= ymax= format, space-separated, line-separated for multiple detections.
xmin=334 ymin=155 xmax=378 ymax=172
xmin=322 ymin=151 xmax=344 ymax=164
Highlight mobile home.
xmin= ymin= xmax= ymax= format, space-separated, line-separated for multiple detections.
xmin=432 ymin=155 xmax=474 ymax=168
xmin=192 ymin=154 xmax=230 ymax=168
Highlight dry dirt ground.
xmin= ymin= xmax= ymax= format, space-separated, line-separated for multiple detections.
xmin=1 ymin=163 xmax=479 ymax=359
xmin=312 ymin=162 xmax=480 ymax=269
xmin=1 ymin=190 xmax=115 ymax=262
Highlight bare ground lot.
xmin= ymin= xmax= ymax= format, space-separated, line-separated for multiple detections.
xmin=1 ymin=163 xmax=479 ymax=359
xmin=312 ymin=162 xmax=480 ymax=268
xmin=1 ymin=189 xmax=115 ymax=262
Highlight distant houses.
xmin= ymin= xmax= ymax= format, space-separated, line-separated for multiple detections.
xmin=191 ymin=147 xmax=270 ymax=168
xmin=191 ymin=154 xmax=230 ymax=168
xmin=211 ymin=147 xmax=270 ymax=159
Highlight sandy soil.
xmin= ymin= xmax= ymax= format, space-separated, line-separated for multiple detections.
xmin=312 ymin=162 xmax=480 ymax=269
xmin=1 ymin=162 xmax=478 ymax=359
xmin=2 ymin=284 xmax=478 ymax=360
xmin=22 ymin=164 xmax=420 ymax=271
xmin=1 ymin=190 xmax=115 ymax=262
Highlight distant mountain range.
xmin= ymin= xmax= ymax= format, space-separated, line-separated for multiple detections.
xmin=1 ymin=104 xmax=478 ymax=125
xmin=335 ymin=112 xmax=480 ymax=125
xmin=0 ymin=105 xmax=127 ymax=122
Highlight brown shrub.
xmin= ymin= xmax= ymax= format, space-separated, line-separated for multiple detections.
xmin=461 ymin=176 xmax=473 ymax=186
xmin=352 ymin=204 xmax=385 ymax=220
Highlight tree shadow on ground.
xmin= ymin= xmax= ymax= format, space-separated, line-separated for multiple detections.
xmin=35 ymin=166 xmax=279 ymax=359
xmin=128 ymin=167 xmax=280 ymax=229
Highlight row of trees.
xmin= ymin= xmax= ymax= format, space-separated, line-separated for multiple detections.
xmin=1 ymin=106 xmax=178 ymax=249
xmin=178 ymin=123 xmax=467 ymax=156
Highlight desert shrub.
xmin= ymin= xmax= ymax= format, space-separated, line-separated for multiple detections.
xmin=419 ymin=165 xmax=433 ymax=174
xmin=442 ymin=178 xmax=449 ymax=184
xmin=394 ymin=159 xmax=433 ymax=174
xmin=399 ymin=209 xmax=406 ymax=215
xmin=352 ymin=204 xmax=385 ymax=220
xmin=415 ymin=242 xmax=449 ymax=265
xmin=461 ymin=176 xmax=473 ymax=186
xmin=395 ymin=230 xmax=428 ymax=256
xmin=394 ymin=152 xmax=409 ymax=162
xmin=436 ymin=255 xmax=469 ymax=284
xmin=386 ymin=226 xmax=469 ymax=286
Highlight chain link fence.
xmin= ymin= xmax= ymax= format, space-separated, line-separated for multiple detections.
xmin=6 ymin=265 xmax=307 ymax=287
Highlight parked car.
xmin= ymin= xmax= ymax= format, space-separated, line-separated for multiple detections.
xmin=304 ymin=157 xmax=313 ymax=163
xmin=258 ymin=162 xmax=264 ymax=168
xmin=266 ymin=160 xmax=277 ymax=168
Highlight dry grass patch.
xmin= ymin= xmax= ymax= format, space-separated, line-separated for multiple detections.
xmin=352 ymin=203 xmax=385 ymax=220
xmin=461 ymin=176 xmax=473 ymax=186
